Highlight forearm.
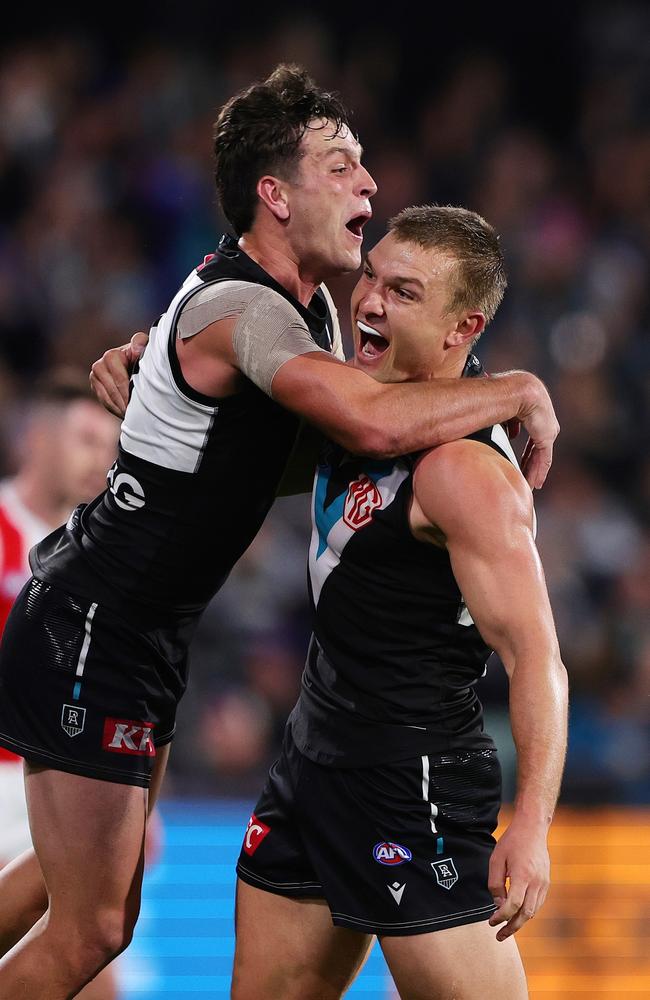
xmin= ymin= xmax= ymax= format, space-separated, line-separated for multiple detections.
xmin=368 ymin=370 xmax=540 ymax=457
xmin=506 ymin=652 xmax=568 ymax=827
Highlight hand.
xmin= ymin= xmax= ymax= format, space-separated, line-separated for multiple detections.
xmin=90 ymin=332 xmax=149 ymax=418
xmin=487 ymin=815 xmax=550 ymax=941
xmin=515 ymin=374 xmax=560 ymax=491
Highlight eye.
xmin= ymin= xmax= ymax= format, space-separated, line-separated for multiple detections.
xmin=332 ymin=165 xmax=348 ymax=174
xmin=394 ymin=287 xmax=414 ymax=301
xmin=363 ymin=264 xmax=374 ymax=279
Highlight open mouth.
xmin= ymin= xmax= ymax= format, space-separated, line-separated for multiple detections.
xmin=358 ymin=320 xmax=389 ymax=359
xmin=345 ymin=214 xmax=370 ymax=241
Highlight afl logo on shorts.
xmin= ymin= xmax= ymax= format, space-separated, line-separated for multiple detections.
xmin=373 ymin=842 xmax=412 ymax=866
xmin=242 ymin=814 xmax=271 ymax=856
xmin=343 ymin=475 xmax=382 ymax=530
xmin=107 ymin=464 xmax=145 ymax=512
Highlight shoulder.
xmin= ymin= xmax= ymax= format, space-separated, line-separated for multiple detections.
xmin=183 ymin=280 xmax=303 ymax=323
xmin=413 ymin=436 xmax=533 ymax=536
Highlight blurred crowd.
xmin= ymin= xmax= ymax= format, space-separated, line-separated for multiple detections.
xmin=0 ymin=5 xmax=648 ymax=804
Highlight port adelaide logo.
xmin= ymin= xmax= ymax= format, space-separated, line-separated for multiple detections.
xmin=61 ymin=704 xmax=86 ymax=737
xmin=431 ymin=858 xmax=459 ymax=889
xmin=373 ymin=841 xmax=412 ymax=866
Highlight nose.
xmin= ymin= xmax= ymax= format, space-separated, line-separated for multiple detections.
xmin=357 ymin=165 xmax=377 ymax=200
xmin=359 ymin=288 xmax=384 ymax=318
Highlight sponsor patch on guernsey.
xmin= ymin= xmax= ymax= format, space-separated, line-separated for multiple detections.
xmin=373 ymin=842 xmax=412 ymax=865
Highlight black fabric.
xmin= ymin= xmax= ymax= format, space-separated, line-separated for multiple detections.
xmin=236 ymin=722 xmax=501 ymax=936
xmin=30 ymin=238 xmax=334 ymax=627
xmin=0 ymin=578 xmax=188 ymax=787
xmin=292 ymin=359 xmax=516 ymax=766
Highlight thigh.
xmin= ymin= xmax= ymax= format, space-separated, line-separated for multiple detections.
xmin=233 ymin=878 xmax=372 ymax=1000
xmin=25 ymin=764 xmax=147 ymax=918
xmin=381 ymin=918 xmax=527 ymax=1000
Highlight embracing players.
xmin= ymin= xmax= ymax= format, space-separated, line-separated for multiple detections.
xmin=0 ymin=67 xmax=558 ymax=998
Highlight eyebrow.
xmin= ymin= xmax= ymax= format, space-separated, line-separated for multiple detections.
xmin=365 ymin=253 xmax=425 ymax=291
xmin=321 ymin=144 xmax=364 ymax=159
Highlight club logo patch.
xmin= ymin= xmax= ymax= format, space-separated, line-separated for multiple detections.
xmin=373 ymin=842 xmax=412 ymax=866
xmin=343 ymin=475 xmax=382 ymax=530
xmin=61 ymin=704 xmax=86 ymax=737
xmin=102 ymin=718 xmax=155 ymax=756
xmin=243 ymin=814 xmax=271 ymax=856
xmin=431 ymin=858 xmax=459 ymax=889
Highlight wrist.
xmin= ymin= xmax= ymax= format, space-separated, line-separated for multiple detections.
xmin=511 ymin=799 xmax=554 ymax=830
xmin=509 ymin=371 xmax=541 ymax=420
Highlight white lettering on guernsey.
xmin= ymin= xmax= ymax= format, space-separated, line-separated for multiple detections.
xmin=108 ymin=466 xmax=146 ymax=512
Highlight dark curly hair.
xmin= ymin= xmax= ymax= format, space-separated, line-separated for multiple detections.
xmin=214 ymin=64 xmax=352 ymax=236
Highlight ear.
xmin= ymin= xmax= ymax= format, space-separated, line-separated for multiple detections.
xmin=444 ymin=312 xmax=485 ymax=348
xmin=256 ymin=175 xmax=290 ymax=222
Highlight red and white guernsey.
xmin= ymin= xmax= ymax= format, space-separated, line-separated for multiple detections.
xmin=0 ymin=481 xmax=49 ymax=762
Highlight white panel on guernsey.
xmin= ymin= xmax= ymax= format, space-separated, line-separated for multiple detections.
xmin=490 ymin=423 xmax=519 ymax=467
xmin=120 ymin=273 xmax=217 ymax=475
xmin=308 ymin=460 xmax=410 ymax=607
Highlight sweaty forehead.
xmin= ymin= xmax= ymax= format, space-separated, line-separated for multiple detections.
xmin=370 ymin=235 xmax=456 ymax=286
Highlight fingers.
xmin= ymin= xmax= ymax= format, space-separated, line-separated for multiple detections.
xmin=520 ymin=439 xmax=553 ymax=490
xmin=488 ymin=852 xmax=507 ymax=911
xmin=126 ymin=332 xmax=149 ymax=364
xmin=491 ymin=881 xmax=542 ymax=941
xmin=89 ymin=347 xmax=132 ymax=418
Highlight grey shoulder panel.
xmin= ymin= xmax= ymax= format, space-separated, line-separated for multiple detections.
xmin=231 ymin=286 xmax=329 ymax=398
xmin=176 ymin=280 xmax=266 ymax=340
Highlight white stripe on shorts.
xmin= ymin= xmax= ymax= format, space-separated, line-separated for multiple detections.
xmin=75 ymin=603 xmax=98 ymax=679
xmin=421 ymin=755 xmax=439 ymax=835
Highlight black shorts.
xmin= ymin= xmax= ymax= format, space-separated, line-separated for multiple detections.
xmin=0 ymin=578 xmax=188 ymax=788
xmin=237 ymin=723 xmax=501 ymax=936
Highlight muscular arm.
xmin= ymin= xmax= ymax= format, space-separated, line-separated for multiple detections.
xmin=272 ymin=353 xmax=558 ymax=489
xmin=411 ymin=440 xmax=568 ymax=938
xmin=90 ymin=312 xmax=559 ymax=488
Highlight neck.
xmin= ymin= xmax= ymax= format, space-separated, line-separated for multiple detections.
xmin=433 ymin=349 xmax=472 ymax=381
xmin=238 ymin=230 xmax=320 ymax=307
xmin=13 ymin=471 xmax=68 ymax=529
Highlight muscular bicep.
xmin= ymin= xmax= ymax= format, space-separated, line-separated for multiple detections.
xmin=414 ymin=443 xmax=559 ymax=673
xmin=448 ymin=519 xmax=558 ymax=674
